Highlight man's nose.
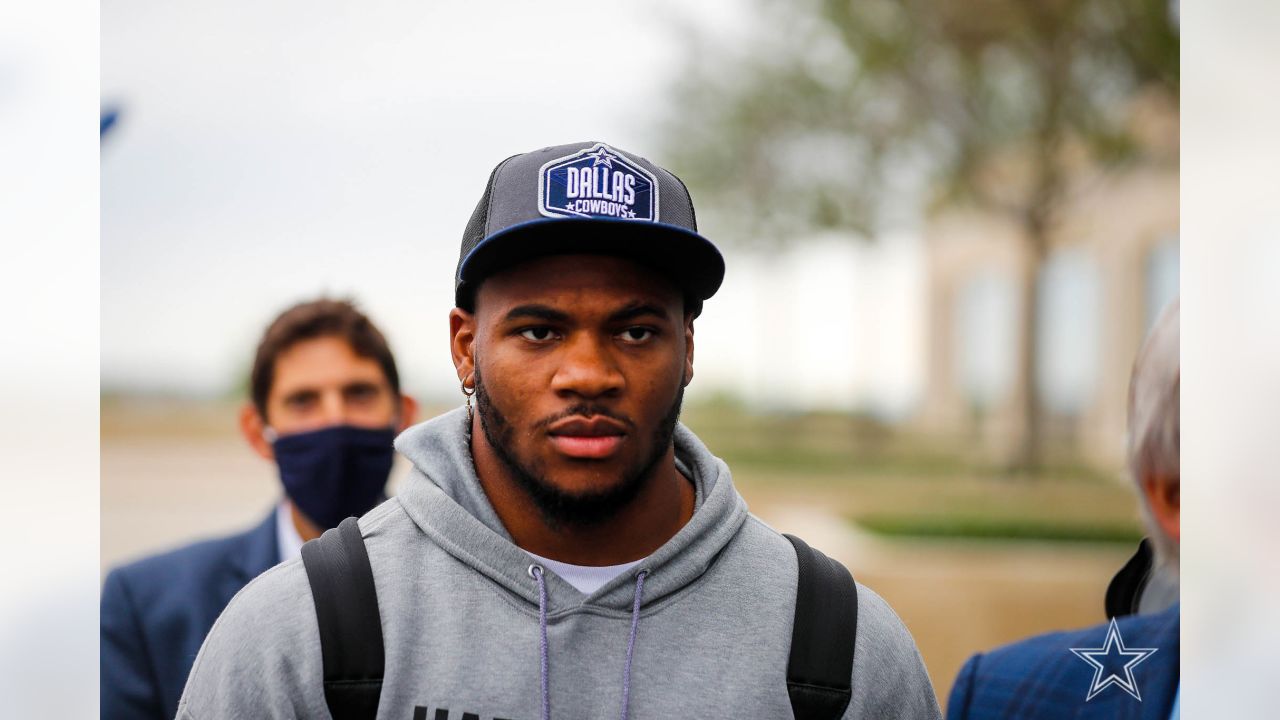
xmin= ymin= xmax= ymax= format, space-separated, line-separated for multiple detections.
xmin=318 ymin=391 xmax=350 ymax=426
xmin=550 ymin=335 xmax=625 ymax=399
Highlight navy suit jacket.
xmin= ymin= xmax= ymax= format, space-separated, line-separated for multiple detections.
xmin=101 ymin=512 xmax=280 ymax=720
xmin=947 ymin=604 xmax=1179 ymax=720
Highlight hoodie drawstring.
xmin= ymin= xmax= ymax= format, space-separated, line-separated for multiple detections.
xmin=527 ymin=565 xmax=650 ymax=720
xmin=529 ymin=564 xmax=551 ymax=720
xmin=619 ymin=569 xmax=648 ymax=720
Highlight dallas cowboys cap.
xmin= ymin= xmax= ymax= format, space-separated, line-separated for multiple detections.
xmin=454 ymin=141 xmax=725 ymax=314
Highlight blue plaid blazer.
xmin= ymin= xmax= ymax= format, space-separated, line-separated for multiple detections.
xmin=947 ymin=604 xmax=1179 ymax=720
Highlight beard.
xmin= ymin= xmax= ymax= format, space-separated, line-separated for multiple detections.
xmin=473 ymin=365 xmax=684 ymax=529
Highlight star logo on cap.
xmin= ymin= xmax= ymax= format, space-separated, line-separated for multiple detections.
xmin=1069 ymin=618 xmax=1158 ymax=701
xmin=588 ymin=146 xmax=615 ymax=168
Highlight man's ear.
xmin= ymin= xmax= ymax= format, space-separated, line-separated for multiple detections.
xmin=238 ymin=403 xmax=274 ymax=461
xmin=450 ymin=308 xmax=477 ymax=385
xmin=683 ymin=315 xmax=695 ymax=387
xmin=397 ymin=393 xmax=420 ymax=432
xmin=1142 ymin=474 xmax=1180 ymax=544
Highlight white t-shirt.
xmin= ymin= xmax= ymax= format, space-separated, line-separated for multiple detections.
xmin=523 ymin=550 xmax=645 ymax=595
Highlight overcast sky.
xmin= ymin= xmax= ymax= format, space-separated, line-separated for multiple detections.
xmin=101 ymin=0 xmax=930 ymax=415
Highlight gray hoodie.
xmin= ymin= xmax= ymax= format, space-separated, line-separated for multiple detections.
xmin=177 ymin=408 xmax=940 ymax=719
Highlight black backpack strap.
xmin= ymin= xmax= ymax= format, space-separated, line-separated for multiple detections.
xmin=300 ymin=516 xmax=385 ymax=720
xmin=784 ymin=533 xmax=858 ymax=720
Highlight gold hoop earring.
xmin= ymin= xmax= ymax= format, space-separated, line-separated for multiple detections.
xmin=461 ymin=377 xmax=476 ymax=424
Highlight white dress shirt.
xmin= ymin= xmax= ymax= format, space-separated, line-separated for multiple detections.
xmin=275 ymin=501 xmax=305 ymax=564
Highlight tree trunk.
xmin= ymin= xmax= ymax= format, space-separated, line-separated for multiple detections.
xmin=1011 ymin=228 xmax=1048 ymax=474
xmin=1008 ymin=0 xmax=1070 ymax=475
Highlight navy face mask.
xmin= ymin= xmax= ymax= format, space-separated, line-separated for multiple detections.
xmin=270 ymin=424 xmax=396 ymax=531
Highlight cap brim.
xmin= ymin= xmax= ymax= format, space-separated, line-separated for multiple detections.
xmin=456 ymin=217 xmax=725 ymax=309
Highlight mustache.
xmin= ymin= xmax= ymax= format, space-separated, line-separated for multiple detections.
xmin=532 ymin=404 xmax=635 ymax=433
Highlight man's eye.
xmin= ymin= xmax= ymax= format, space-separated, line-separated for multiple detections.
xmin=620 ymin=327 xmax=655 ymax=343
xmin=519 ymin=327 xmax=556 ymax=342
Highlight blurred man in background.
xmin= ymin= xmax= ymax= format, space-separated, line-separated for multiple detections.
xmin=946 ymin=300 xmax=1180 ymax=719
xmin=100 ymin=298 xmax=417 ymax=720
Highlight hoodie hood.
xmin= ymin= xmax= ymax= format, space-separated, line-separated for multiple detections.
xmin=393 ymin=407 xmax=749 ymax=614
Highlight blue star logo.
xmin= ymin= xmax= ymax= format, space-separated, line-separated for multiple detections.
xmin=1069 ymin=618 xmax=1158 ymax=701
xmin=588 ymin=146 xmax=615 ymax=168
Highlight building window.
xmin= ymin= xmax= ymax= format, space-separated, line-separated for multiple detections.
xmin=1145 ymin=235 xmax=1180 ymax=331
xmin=956 ymin=270 xmax=1016 ymax=410
xmin=1036 ymin=248 xmax=1101 ymax=416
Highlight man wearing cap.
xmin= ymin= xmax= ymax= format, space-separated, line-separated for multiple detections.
xmin=177 ymin=142 xmax=940 ymax=719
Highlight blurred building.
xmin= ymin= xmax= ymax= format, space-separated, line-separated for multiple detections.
xmin=917 ymin=93 xmax=1180 ymax=470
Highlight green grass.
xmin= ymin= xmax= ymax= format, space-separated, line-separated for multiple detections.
xmin=680 ymin=401 xmax=1146 ymax=541
xmin=855 ymin=514 xmax=1144 ymax=544
xmin=681 ymin=404 xmax=1120 ymax=484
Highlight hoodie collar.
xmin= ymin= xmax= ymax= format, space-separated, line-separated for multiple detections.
xmin=393 ymin=407 xmax=748 ymax=614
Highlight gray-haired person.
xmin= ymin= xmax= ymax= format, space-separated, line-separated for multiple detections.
xmin=947 ymin=300 xmax=1181 ymax=719
xmin=1105 ymin=299 xmax=1181 ymax=618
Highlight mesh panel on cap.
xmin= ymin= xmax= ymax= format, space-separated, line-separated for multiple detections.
xmin=665 ymin=169 xmax=698 ymax=231
xmin=455 ymin=155 xmax=517 ymax=293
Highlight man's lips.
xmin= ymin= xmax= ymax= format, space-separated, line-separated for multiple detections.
xmin=547 ymin=417 xmax=627 ymax=459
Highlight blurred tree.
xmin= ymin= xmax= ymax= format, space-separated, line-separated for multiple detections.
xmin=661 ymin=0 xmax=1178 ymax=470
